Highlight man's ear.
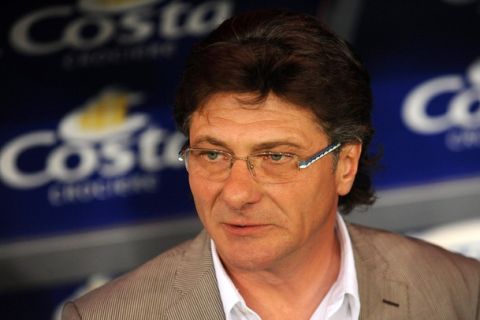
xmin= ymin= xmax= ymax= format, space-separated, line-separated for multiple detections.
xmin=335 ymin=143 xmax=362 ymax=196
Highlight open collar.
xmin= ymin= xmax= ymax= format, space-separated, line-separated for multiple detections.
xmin=163 ymin=223 xmax=412 ymax=320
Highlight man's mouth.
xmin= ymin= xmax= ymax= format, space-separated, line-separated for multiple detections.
xmin=221 ymin=223 xmax=271 ymax=236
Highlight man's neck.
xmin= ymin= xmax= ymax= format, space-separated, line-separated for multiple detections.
xmin=222 ymin=225 xmax=341 ymax=320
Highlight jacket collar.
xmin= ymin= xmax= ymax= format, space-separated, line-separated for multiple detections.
xmin=348 ymin=224 xmax=409 ymax=319
xmin=165 ymin=230 xmax=225 ymax=320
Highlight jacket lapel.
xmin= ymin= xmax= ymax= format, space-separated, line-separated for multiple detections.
xmin=348 ymin=224 xmax=409 ymax=320
xmin=164 ymin=230 xmax=225 ymax=320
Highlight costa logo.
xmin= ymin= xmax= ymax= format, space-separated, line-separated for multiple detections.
xmin=9 ymin=0 xmax=233 ymax=55
xmin=402 ymin=58 xmax=480 ymax=134
xmin=0 ymin=88 xmax=184 ymax=190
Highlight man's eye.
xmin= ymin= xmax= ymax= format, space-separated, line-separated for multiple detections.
xmin=263 ymin=152 xmax=292 ymax=163
xmin=201 ymin=150 xmax=221 ymax=160
xmin=269 ymin=153 xmax=284 ymax=161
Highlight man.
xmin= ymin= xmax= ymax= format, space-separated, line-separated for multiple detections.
xmin=63 ymin=10 xmax=480 ymax=320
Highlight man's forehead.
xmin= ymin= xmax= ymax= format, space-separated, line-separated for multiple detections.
xmin=190 ymin=134 xmax=305 ymax=151
xmin=188 ymin=92 xmax=327 ymax=151
xmin=193 ymin=92 xmax=321 ymax=125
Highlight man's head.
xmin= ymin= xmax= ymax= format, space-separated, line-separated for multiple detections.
xmin=175 ymin=9 xmax=376 ymax=214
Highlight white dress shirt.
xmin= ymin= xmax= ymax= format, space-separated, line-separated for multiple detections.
xmin=211 ymin=213 xmax=360 ymax=320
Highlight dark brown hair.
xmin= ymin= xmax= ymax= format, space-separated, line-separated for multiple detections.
xmin=174 ymin=9 xmax=377 ymax=213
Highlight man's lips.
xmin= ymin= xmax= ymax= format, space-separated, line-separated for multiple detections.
xmin=221 ymin=222 xmax=271 ymax=236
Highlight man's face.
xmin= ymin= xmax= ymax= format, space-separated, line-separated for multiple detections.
xmin=188 ymin=92 xmax=359 ymax=272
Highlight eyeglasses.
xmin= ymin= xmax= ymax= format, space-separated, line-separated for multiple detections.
xmin=178 ymin=142 xmax=341 ymax=183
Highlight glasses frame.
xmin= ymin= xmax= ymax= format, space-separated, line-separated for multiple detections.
xmin=297 ymin=142 xmax=342 ymax=169
xmin=177 ymin=142 xmax=342 ymax=181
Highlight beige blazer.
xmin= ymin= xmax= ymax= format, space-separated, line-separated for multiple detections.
xmin=62 ymin=224 xmax=480 ymax=320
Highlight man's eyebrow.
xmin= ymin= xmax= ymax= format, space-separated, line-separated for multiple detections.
xmin=252 ymin=141 xmax=302 ymax=152
xmin=191 ymin=136 xmax=229 ymax=148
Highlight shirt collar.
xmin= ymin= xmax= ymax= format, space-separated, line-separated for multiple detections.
xmin=326 ymin=213 xmax=360 ymax=319
xmin=211 ymin=238 xmax=250 ymax=318
xmin=211 ymin=213 xmax=360 ymax=320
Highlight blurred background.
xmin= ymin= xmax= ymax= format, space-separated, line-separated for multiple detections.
xmin=1 ymin=0 xmax=479 ymax=318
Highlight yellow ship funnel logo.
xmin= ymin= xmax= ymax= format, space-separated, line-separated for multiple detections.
xmin=59 ymin=88 xmax=148 ymax=142
xmin=79 ymin=91 xmax=129 ymax=132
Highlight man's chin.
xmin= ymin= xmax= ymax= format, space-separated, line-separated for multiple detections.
xmin=215 ymin=239 xmax=283 ymax=272
xmin=219 ymin=252 xmax=279 ymax=272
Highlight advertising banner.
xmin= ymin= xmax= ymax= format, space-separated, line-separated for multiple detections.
xmin=1 ymin=0 xmax=235 ymax=241
xmin=354 ymin=0 xmax=480 ymax=188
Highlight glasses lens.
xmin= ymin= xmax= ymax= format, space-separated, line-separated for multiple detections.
xmin=250 ymin=153 xmax=298 ymax=183
xmin=185 ymin=149 xmax=231 ymax=181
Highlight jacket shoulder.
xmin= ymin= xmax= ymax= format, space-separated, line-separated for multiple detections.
xmin=349 ymin=223 xmax=480 ymax=318
xmin=62 ymin=233 xmax=207 ymax=320
xmin=349 ymin=223 xmax=479 ymax=274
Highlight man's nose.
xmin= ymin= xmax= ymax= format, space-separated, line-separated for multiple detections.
xmin=221 ymin=159 xmax=262 ymax=211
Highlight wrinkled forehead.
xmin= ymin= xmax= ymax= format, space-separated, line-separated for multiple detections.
xmin=192 ymin=92 xmax=322 ymax=128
